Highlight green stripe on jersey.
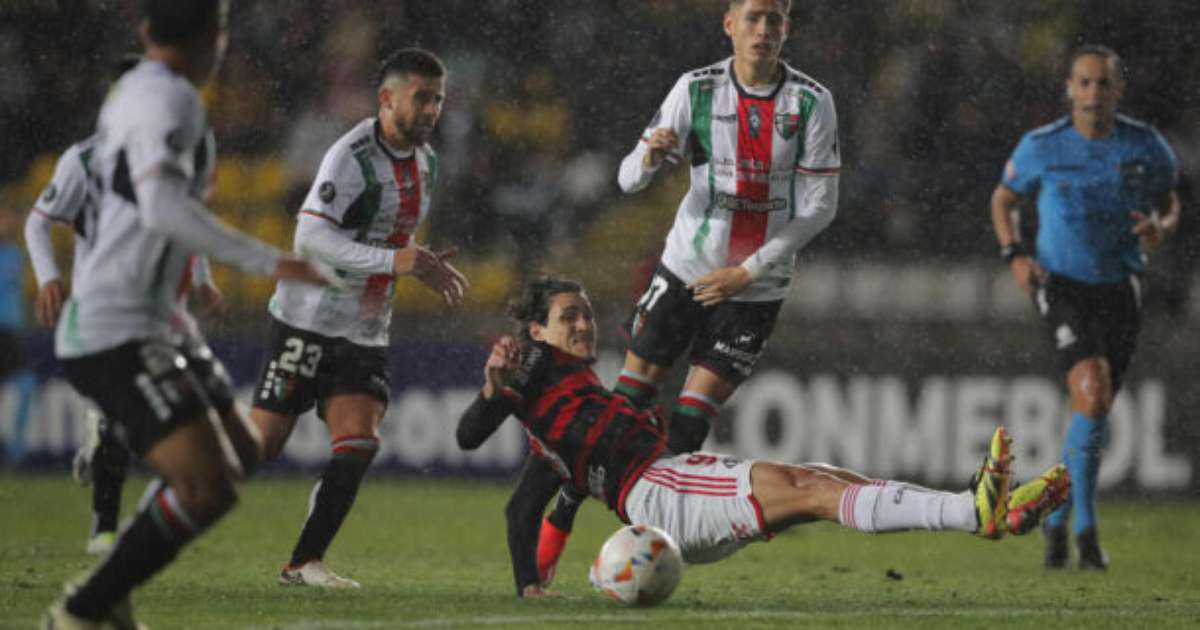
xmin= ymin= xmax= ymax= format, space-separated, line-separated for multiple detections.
xmin=689 ymin=79 xmax=716 ymax=257
xmin=788 ymin=91 xmax=819 ymax=220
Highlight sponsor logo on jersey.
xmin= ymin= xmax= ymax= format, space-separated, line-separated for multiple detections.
xmin=41 ymin=183 xmax=57 ymax=203
xmin=318 ymin=181 xmax=336 ymax=203
xmin=714 ymin=192 xmax=786 ymax=214
xmin=774 ymin=112 xmax=801 ymax=139
xmin=713 ymin=113 xmax=737 ymax=124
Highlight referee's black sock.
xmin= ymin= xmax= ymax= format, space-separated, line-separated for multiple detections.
xmin=289 ymin=436 xmax=378 ymax=566
xmin=67 ymin=481 xmax=206 ymax=620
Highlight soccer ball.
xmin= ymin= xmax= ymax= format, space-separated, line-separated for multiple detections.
xmin=588 ymin=524 xmax=683 ymax=607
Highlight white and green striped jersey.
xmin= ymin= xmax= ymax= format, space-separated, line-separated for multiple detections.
xmin=619 ymin=57 xmax=840 ymax=302
xmin=30 ymin=134 xmax=210 ymax=346
xmin=30 ymin=135 xmax=99 ymax=289
xmin=269 ymin=118 xmax=438 ymax=347
xmin=56 ymin=61 xmax=223 ymax=358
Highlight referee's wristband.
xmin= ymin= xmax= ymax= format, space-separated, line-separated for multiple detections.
xmin=999 ymin=243 xmax=1026 ymax=263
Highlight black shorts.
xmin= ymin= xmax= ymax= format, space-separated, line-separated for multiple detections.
xmin=622 ymin=264 xmax=782 ymax=385
xmin=1034 ymin=273 xmax=1143 ymax=391
xmin=251 ymin=318 xmax=390 ymax=419
xmin=61 ymin=338 xmax=235 ymax=458
xmin=0 ymin=329 xmax=28 ymax=381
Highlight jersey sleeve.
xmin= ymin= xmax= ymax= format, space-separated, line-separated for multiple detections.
xmin=298 ymin=145 xmax=368 ymax=226
xmin=642 ymin=74 xmax=692 ymax=147
xmin=796 ymin=90 xmax=841 ymax=173
xmin=1001 ymin=134 xmax=1040 ymax=195
xmin=32 ymin=145 xmax=90 ymax=222
xmin=502 ymin=341 xmax=552 ymax=406
xmin=123 ymin=82 xmax=207 ymax=182
xmin=618 ymin=75 xmax=693 ymax=193
xmin=1145 ymin=127 xmax=1179 ymax=194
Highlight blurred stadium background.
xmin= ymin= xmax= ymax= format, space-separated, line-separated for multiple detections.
xmin=1 ymin=0 xmax=1198 ymax=494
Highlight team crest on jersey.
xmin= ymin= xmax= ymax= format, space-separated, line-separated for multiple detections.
xmin=41 ymin=183 xmax=57 ymax=203
xmin=747 ymin=105 xmax=762 ymax=137
xmin=318 ymin=181 xmax=336 ymax=203
xmin=774 ymin=112 xmax=801 ymax=139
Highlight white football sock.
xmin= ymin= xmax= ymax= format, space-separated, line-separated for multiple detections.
xmin=838 ymin=482 xmax=976 ymax=533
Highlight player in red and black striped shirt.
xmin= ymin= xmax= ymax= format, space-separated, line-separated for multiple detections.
xmin=458 ymin=278 xmax=1071 ymax=598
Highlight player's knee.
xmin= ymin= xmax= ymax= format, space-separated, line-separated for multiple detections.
xmin=171 ymin=474 xmax=237 ymax=524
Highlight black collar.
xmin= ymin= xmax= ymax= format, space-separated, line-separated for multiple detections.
xmin=373 ymin=119 xmax=414 ymax=162
xmin=729 ymin=59 xmax=785 ymax=101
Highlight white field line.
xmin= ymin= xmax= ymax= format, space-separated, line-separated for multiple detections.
xmin=241 ymin=606 xmax=1181 ymax=630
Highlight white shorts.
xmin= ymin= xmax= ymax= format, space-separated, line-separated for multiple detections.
xmin=623 ymin=452 xmax=768 ymax=565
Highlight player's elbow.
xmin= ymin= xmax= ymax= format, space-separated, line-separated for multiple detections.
xmin=455 ymin=421 xmax=484 ymax=450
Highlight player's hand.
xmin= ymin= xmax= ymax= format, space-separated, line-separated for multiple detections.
xmin=273 ymin=256 xmax=332 ymax=286
xmin=394 ymin=245 xmax=470 ymax=306
xmin=1130 ymin=210 xmax=1164 ymax=250
xmin=35 ymin=279 xmax=66 ymax=328
xmin=483 ymin=335 xmax=520 ymax=399
xmin=1009 ymin=255 xmax=1046 ymax=293
xmin=688 ymin=266 xmax=753 ymax=306
xmin=642 ymin=128 xmax=679 ymax=169
xmin=193 ymin=283 xmax=228 ymax=319
xmin=520 ymin=584 xmax=564 ymax=599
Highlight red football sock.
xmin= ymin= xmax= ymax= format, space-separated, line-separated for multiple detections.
xmin=536 ymin=516 xmax=570 ymax=584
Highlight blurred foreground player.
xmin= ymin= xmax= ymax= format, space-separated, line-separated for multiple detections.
xmin=44 ymin=1 xmax=330 ymax=627
xmin=459 ymin=277 xmax=1070 ymax=598
xmin=990 ymin=44 xmax=1180 ymax=570
xmin=249 ymin=48 xmax=468 ymax=589
xmin=25 ymin=53 xmax=228 ymax=557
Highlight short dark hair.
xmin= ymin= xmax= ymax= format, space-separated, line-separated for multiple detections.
xmin=506 ymin=277 xmax=585 ymax=342
xmin=1069 ymin=44 xmax=1124 ymax=80
xmin=143 ymin=0 xmax=221 ymax=46
xmin=728 ymin=0 xmax=792 ymax=13
xmin=377 ymin=48 xmax=446 ymax=87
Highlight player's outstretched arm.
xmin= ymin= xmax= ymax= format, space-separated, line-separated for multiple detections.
xmin=506 ymin=456 xmax=566 ymax=597
xmin=456 ymin=337 xmax=521 ymax=449
xmin=23 ymin=209 xmax=66 ymax=327
xmin=136 ymin=168 xmax=326 ymax=284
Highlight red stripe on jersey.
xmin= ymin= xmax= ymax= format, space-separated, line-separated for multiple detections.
xmin=729 ymin=96 xmax=776 ymax=265
xmin=641 ymin=470 xmax=736 ymax=491
xmin=358 ymin=158 xmax=421 ymax=321
xmin=641 ymin=474 xmax=738 ymax=496
xmin=532 ymin=370 xmax=602 ymax=419
xmin=389 ymin=158 xmax=421 ymax=247
xmin=571 ymin=397 xmax=626 ymax=484
xmin=616 ymin=441 xmax=666 ymax=523
xmin=300 ymin=209 xmax=340 ymax=225
xmin=545 ymin=396 xmax=586 ymax=442
xmin=645 ymin=466 xmax=737 ymax=486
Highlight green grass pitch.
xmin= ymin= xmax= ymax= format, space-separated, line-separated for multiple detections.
xmin=3 ymin=473 xmax=1199 ymax=629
